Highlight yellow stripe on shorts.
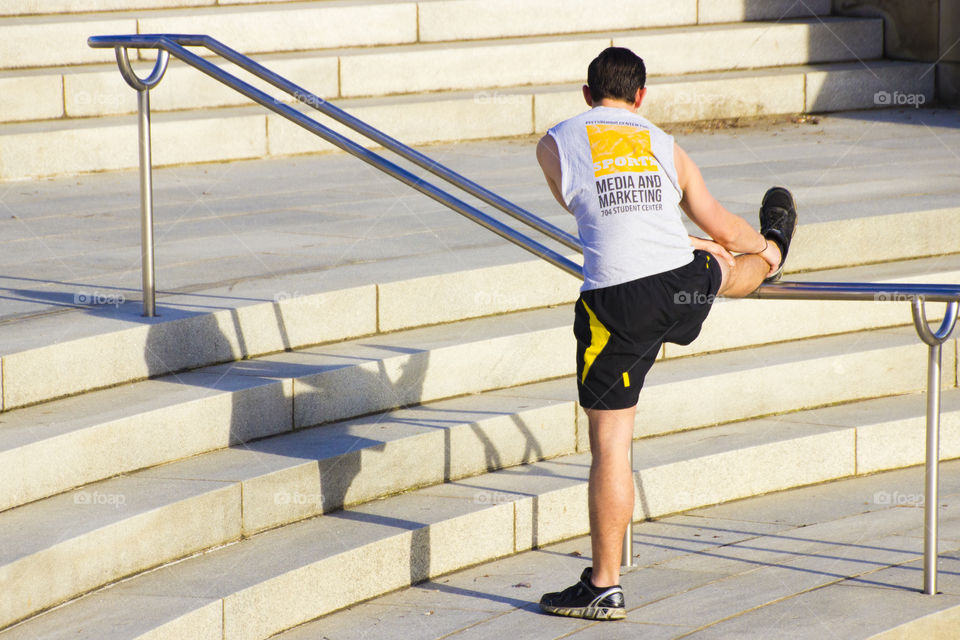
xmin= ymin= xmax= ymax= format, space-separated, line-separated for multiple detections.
xmin=622 ymin=371 xmax=630 ymax=388
xmin=580 ymin=300 xmax=610 ymax=384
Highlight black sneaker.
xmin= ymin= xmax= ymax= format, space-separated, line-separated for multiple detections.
xmin=539 ymin=567 xmax=626 ymax=620
xmin=759 ymin=186 xmax=798 ymax=283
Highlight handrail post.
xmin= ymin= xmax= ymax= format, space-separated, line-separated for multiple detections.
xmin=137 ymin=88 xmax=156 ymax=317
xmin=114 ymin=47 xmax=169 ymax=317
xmin=622 ymin=444 xmax=633 ymax=568
xmin=911 ymin=298 xmax=959 ymax=594
xmin=924 ymin=339 xmax=942 ymax=595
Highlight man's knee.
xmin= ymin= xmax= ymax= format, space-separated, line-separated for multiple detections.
xmin=586 ymin=407 xmax=636 ymax=454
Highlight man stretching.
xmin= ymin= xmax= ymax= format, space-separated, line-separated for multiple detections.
xmin=536 ymin=46 xmax=797 ymax=620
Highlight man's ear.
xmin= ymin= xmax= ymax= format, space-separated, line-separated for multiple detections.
xmin=582 ymin=84 xmax=594 ymax=107
xmin=634 ymin=87 xmax=647 ymax=109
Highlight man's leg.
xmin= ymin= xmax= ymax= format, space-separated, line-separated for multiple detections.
xmin=712 ymin=246 xmax=781 ymax=299
xmin=586 ymin=405 xmax=636 ymax=588
xmin=714 ymin=185 xmax=798 ymax=298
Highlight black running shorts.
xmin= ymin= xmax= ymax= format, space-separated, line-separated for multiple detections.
xmin=574 ymin=250 xmax=723 ymax=411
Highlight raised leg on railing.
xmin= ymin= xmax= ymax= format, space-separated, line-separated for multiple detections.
xmin=911 ymin=298 xmax=959 ymax=595
xmin=114 ymin=47 xmax=169 ymax=317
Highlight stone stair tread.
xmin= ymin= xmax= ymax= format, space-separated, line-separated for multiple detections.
xmin=2 ymin=270 xmax=957 ymax=512
xmin=0 ymin=305 xmax=571 ymax=512
xmin=3 ymin=387 xmax=958 ymax=639
xmin=1 ymin=52 xmax=909 ymax=128
xmin=0 ymin=60 xmax=931 ymax=180
xmin=270 ymin=461 xmax=960 ymax=640
xmin=0 ymin=1 xmax=839 ymax=66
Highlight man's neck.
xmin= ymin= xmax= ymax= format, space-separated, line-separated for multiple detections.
xmin=593 ymin=98 xmax=638 ymax=113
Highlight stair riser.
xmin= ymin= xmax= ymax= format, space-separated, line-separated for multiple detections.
xmin=4 ymin=266 xmax=959 ymax=514
xmin=632 ymin=338 xmax=955 ymax=442
xmin=0 ymin=0 xmax=835 ymax=60
xmin=92 ymin=422 xmax=955 ymax=640
xmin=6 ymin=341 xmax=957 ymax=629
xmin=0 ymin=379 xmax=292 ymax=513
xmin=234 ymin=402 xmax=576 ymax=535
xmin=291 ymin=326 xmax=572 ymax=428
xmin=1 ymin=284 xmax=374 ymax=411
xmin=10 ymin=17 xmax=874 ymax=124
xmin=0 ymin=63 xmax=933 ymax=181
xmin=1 ymin=401 xmax=572 ymax=630
xmin=0 ymin=0 xmax=832 ymax=23
xmin=0 ymin=481 xmax=240 ymax=630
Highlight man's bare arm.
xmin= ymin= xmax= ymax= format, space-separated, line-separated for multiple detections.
xmin=536 ymin=134 xmax=571 ymax=213
xmin=674 ymin=143 xmax=779 ymax=269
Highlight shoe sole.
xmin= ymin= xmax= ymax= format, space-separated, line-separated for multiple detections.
xmin=540 ymin=603 xmax=627 ymax=620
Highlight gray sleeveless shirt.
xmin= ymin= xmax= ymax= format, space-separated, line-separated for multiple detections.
xmin=548 ymin=106 xmax=694 ymax=291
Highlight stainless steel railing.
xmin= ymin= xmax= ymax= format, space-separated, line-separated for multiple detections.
xmin=89 ymin=33 xmax=958 ymax=594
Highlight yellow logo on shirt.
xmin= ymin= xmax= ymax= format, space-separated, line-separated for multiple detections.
xmin=587 ymin=124 xmax=660 ymax=178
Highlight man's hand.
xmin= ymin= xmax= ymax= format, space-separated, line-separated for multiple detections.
xmin=758 ymin=239 xmax=782 ymax=276
xmin=688 ymin=235 xmax=735 ymax=268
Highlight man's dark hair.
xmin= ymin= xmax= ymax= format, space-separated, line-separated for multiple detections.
xmin=586 ymin=47 xmax=646 ymax=103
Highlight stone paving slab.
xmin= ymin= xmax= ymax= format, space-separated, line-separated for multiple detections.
xmin=274 ymin=461 xmax=960 ymax=640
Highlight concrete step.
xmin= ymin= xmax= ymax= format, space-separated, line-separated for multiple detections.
xmin=2 ymin=14 xmax=884 ymax=127
xmin=0 ymin=0 xmax=834 ymax=62
xmin=0 ymin=308 xmax=954 ymax=542
xmin=2 ymin=16 xmax=877 ymax=124
xmin=0 ymin=0 xmax=216 ymax=17
xmin=0 ymin=305 xmax=571 ymax=512
xmin=339 ymin=18 xmax=881 ymax=99
xmin=0 ymin=390 xmax=575 ymax=630
xmin=2 ymin=388 xmax=957 ymax=638
xmin=274 ymin=461 xmax=960 ymax=640
xmin=0 ymin=0 xmax=834 ymax=23
xmin=0 ymin=2 xmax=419 ymax=71
xmin=0 ymin=60 xmax=931 ymax=181
xmin=2 ymin=240 xmax=957 ymax=417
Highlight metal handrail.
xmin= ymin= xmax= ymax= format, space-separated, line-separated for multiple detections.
xmin=88 ymin=34 xmax=581 ymax=292
xmin=89 ymin=33 xmax=958 ymax=594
